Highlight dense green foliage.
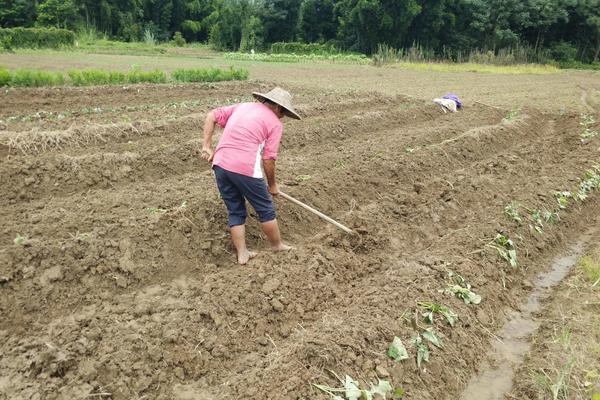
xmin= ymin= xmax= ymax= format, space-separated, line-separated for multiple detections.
xmin=172 ymin=66 xmax=248 ymax=82
xmin=1 ymin=0 xmax=599 ymax=63
xmin=0 ymin=27 xmax=75 ymax=49
xmin=270 ymin=41 xmax=338 ymax=54
xmin=0 ymin=66 xmax=249 ymax=87
xmin=0 ymin=67 xmax=65 ymax=86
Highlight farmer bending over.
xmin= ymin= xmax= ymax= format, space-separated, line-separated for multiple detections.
xmin=201 ymin=87 xmax=301 ymax=264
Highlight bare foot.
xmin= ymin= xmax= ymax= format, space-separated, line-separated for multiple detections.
xmin=272 ymin=243 xmax=294 ymax=251
xmin=237 ymin=250 xmax=257 ymax=265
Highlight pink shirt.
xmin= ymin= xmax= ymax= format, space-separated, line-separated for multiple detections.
xmin=212 ymin=102 xmax=283 ymax=178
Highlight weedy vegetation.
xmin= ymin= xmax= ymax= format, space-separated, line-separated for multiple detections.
xmin=532 ymin=358 xmax=575 ymax=400
xmin=580 ymin=254 xmax=600 ymax=285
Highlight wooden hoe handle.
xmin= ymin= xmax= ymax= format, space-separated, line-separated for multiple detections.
xmin=279 ymin=191 xmax=355 ymax=235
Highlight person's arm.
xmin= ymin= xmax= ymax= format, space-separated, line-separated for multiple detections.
xmin=263 ymin=159 xmax=278 ymax=195
xmin=201 ymin=111 xmax=217 ymax=161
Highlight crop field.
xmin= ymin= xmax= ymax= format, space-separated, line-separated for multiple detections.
xmin=1 ymin=54 xmax=600 ymax=400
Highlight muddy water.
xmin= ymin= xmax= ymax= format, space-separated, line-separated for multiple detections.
xmin=460 ymin=229 xmax=596 ymax=400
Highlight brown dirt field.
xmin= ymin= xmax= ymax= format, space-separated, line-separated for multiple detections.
xmin=1 ymin=75 xmax=600 ymax=400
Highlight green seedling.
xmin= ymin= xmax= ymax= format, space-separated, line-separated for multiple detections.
xmin=575 ymin=167 xmax=600 ymax=201
xmin=487 ymin=233 xmax=518 ymax=268
xmin=554 ymin=191 xmax=572 ymax=209
xmin=411 ymin=335 xmax=430 ymax=368
xmin=443 ymin=272 xmax=481 ymax=304
xmin=296 ymin=174 xmax=312 ymax=182
xmin=503 ymin=109 xmax=520 ymax=121
xmin=388 ymin=336 xmax=409 ymax=362
xmin=404 ymin=146 xmax=415 ymax=154
xmin=421 ymin=327 xmax=443 ymax=348
xmin=445 ymin=285 xmax=482 ymax=304
xmin=543 ymin=209 xmax=559 ymax=224
xmin=527 ymin=207 xmax=545 ymax=233
xmin=580 ymin=114 xmax=598 ymax=142
xmin=418 ymin=302 xmax=458 ymax=326
xmin=13 ymin=234 xmax=27 ymax=245
xmin=313 ymin=370 xmax=396 ymax=400
xmin=504 ymin=201 xmax=522 ymax=223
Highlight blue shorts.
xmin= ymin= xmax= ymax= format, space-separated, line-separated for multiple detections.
xmin=213 ymin=165 xmax=276 ymax=227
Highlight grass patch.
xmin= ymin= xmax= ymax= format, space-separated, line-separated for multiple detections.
xmin=389 ymin=61 xmax=560 ymax=74
xmin=76 ymin=38 xmax=168 ymax=56
xmin=580 ymin=254 xmax=600 ymax=284
xmin=6 ymin=68 xmax=64 ymax=87
xmin=172 ymin=66 xmax=248 ymax=82
xmin=0 ymin=66 xmax=244 ymax=87
xmin=68 ymin=69 xmax=127 ymax=85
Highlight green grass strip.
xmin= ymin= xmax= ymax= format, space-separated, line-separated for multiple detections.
xmin=172 ymin=66 xmax=248 ymax=82
xmin=0 ymin=66 xmax=247 ymax=87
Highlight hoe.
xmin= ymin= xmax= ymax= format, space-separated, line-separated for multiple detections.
xmin=279 ymin=191 xmax=354 ymax=235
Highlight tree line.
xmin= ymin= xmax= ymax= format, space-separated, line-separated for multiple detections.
xmin=1 ymin=0 xmax=599 ymax=62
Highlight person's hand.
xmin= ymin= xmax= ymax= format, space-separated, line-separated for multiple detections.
xmin=201 ymin=147 xmax=214 ymax=162
xmin=268 ymin=183 xmax=279 ymax=196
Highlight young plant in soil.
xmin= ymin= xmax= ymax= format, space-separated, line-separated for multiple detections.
xmin=503 ymin=109 xmax=521 ymax=122
xmin=443 ymin=272 xmax=482 ymax=305
xmin=554 ymin=191 xmax=572 ymax=209
xmin=388 ymin=336 xmax=409 ymax=362
xmin=487 ymin=233 xmax=518 ymax=268
xmin=313 ymin=370 xmax=401 ymax=400
xmin=411 ymin=335 xmax=429 ymax=368
xmin=418 ymin=302 xmax=458 ymax=326
xmin=575 ymin=166 xmax=600 ymax=201
xmin=580 ymin=114 xmax=598 ymax=143
xmin=13 ymin=233 xmax=27 ymax=245
xmin=504 ymin=201 xmax=522 ymax=224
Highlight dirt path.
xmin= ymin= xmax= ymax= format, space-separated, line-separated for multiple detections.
xmin=1 ymin=81 xmax=600 ymax=400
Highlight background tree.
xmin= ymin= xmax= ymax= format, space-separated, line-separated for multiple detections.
xmin=297 ymin=0 xmax=337 ymax=43
xmin=0 ymin=0 xmax=37 ymax=28
xmin=36 ymin=0 xmax=80 ymax=30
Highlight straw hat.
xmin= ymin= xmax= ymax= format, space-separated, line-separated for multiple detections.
xmin=252 ymin=87 xmax=301 ymax=120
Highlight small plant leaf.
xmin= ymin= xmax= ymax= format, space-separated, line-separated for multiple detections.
xmin=422 ymin=310 xmax=434 ymax=324
xmin=440 ymin=307 xmax=458 ymax=326
xmin=345 ymin=375 xmax=362 ymax=400
xmin=393 ymin=387 xmax=405 ymax=399
xmin=422 ymin=328 xmax=443 ymax=348
xmin=388 ymin=336 xmax=409 ymax=362
xmin=412 ymin=336 xmax=430 ymax=368
xmin=369 ymin=379 xmax=393 ymax=397
xmin=14 ymin=234 xmax=26 ymax=245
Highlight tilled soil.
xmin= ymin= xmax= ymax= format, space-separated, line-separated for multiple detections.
xmin=1 ymin=81 xmax=599 ymax=400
